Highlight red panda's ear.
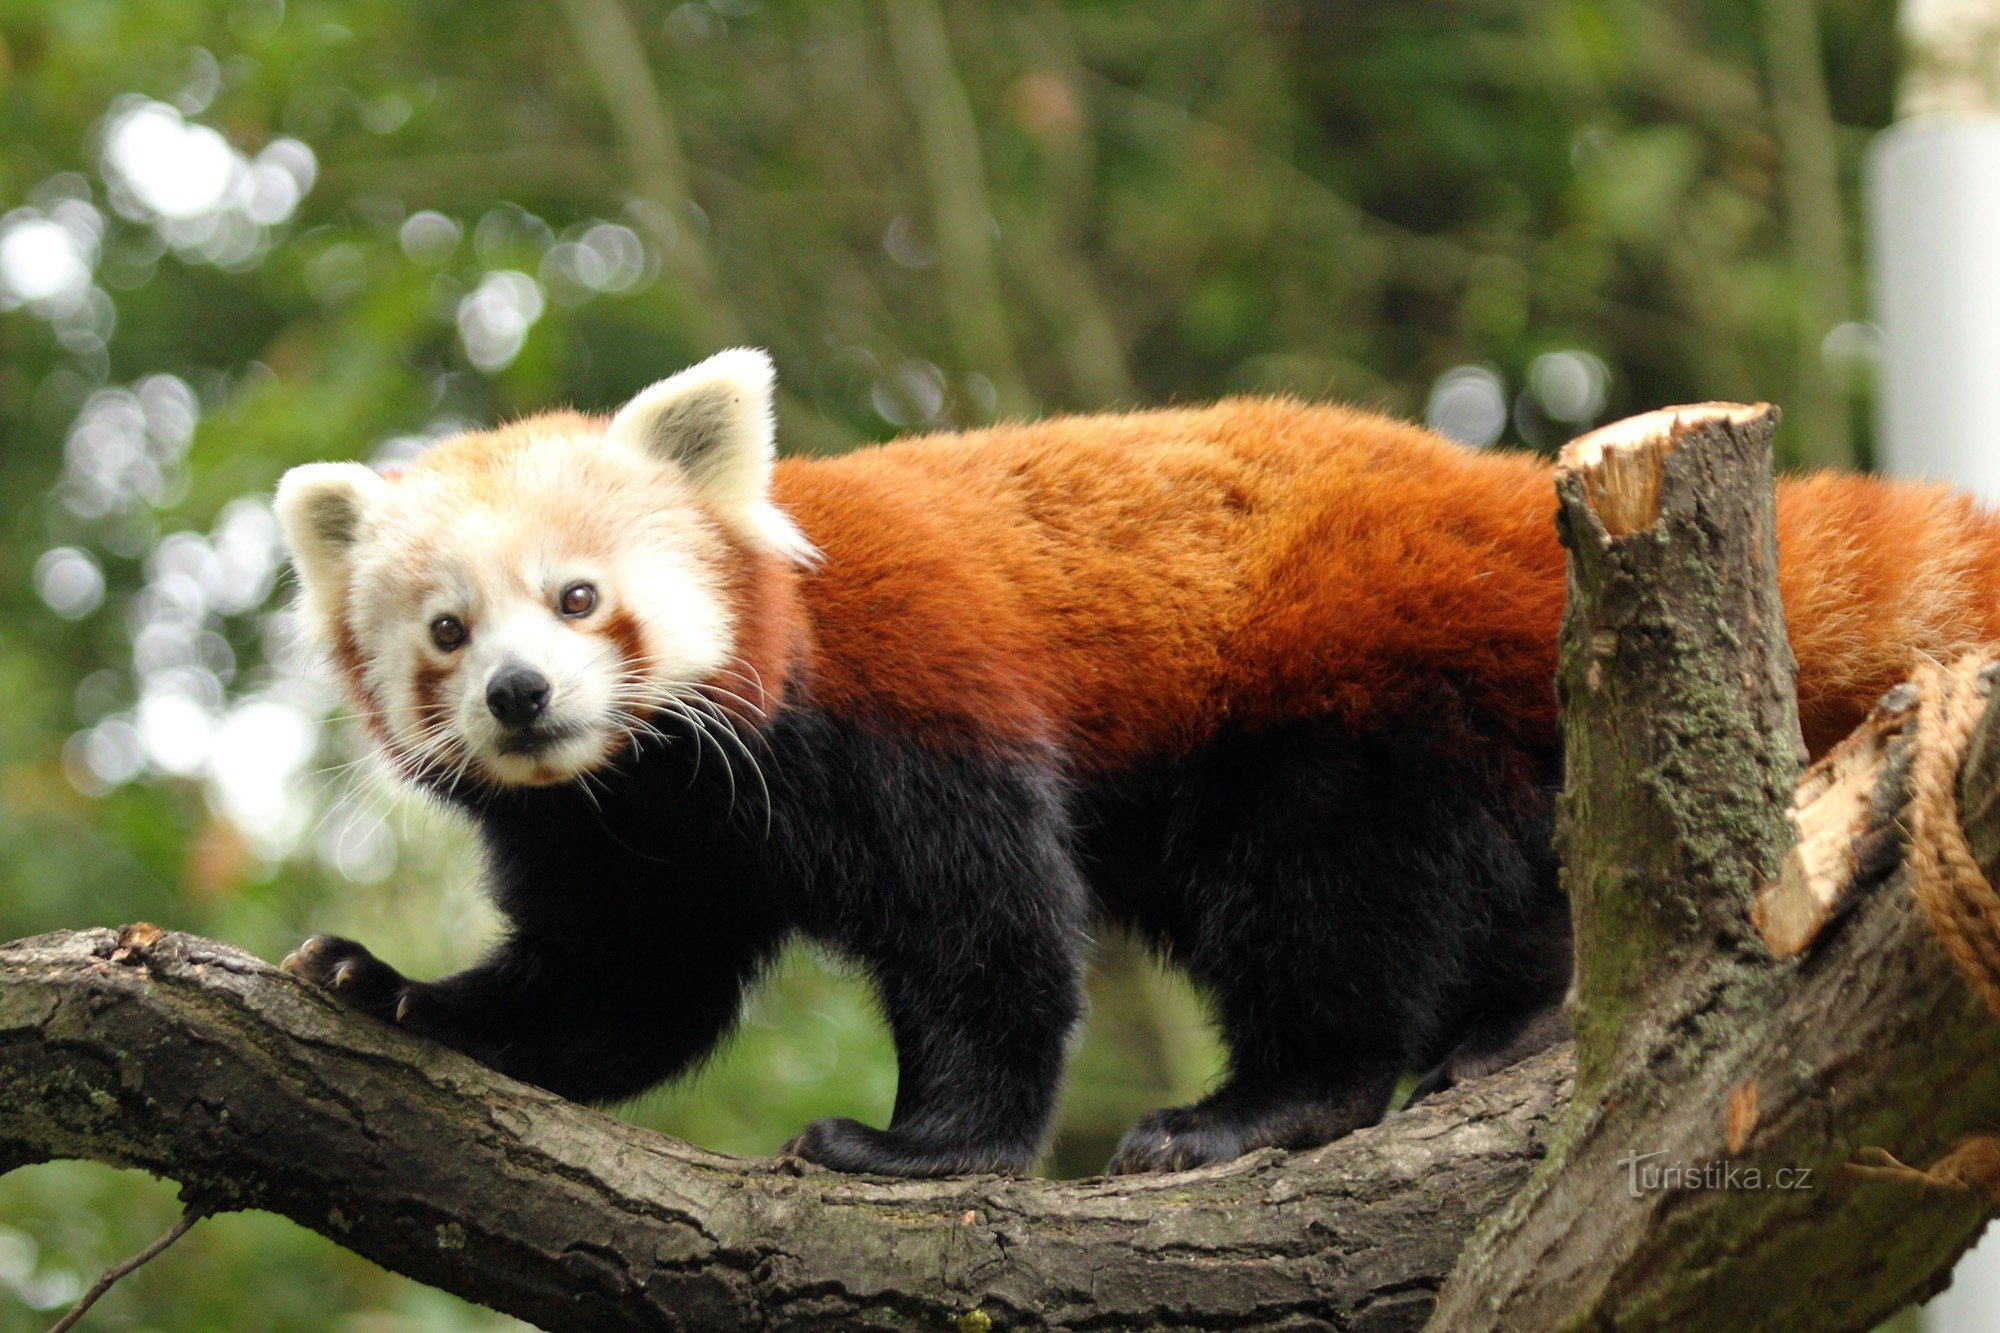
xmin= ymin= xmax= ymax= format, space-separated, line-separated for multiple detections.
xmin=275 ymin=461 xmax=388 ymax=639
xmin=607 ymin=348 xmax=817 ymax=564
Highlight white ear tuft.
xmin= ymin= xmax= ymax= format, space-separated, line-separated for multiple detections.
xmin=606 ymin=348 xmax=817 ymax=563
xmin=275 ymin=461 xmax=388 ymax=639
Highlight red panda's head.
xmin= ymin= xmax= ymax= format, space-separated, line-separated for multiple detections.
xmin=275 ymin=348 xmax=812 ymax=790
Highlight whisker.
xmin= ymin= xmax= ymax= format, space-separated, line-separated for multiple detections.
xmin=660 ymin=696 xmax=733 ymax=810
xmin=671 ymin=687 xmax=774 ymax=837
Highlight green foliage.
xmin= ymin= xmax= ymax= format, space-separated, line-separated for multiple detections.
xmin=0 ymin=0 xmax=1888 ymax=1325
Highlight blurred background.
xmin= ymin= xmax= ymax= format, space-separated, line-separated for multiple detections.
xmin=0 ymin=0 xmax=1982 ymax=1327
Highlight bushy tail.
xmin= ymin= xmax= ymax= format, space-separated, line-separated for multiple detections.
xmin=1777 ymin=471 xmax=2000 ymax=755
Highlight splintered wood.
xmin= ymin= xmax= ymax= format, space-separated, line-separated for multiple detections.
xmin=1559 ymin=403 xmax=1767 ymax=537
xmin=1755 ymin=696 xmax=1915 ymax=957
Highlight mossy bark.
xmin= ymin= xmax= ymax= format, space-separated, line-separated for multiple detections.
xmin=1429 ymin=407 xmax=2000 ymax=1331
xmin=1553 ymin=405 xmax=1806 ymax=1100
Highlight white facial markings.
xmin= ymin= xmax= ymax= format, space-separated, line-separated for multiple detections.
xmin=276 ymin=352 xmax=813 ymax=793
xmin=322 ymin=427 xmax=742 ymax=789
xmin=619 ymin=545 xmax=733 ymax=682
xmin=455 ymin=598 xmax=607 ymax=785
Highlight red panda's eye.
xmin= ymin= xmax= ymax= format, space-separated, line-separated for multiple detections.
xmin=559 ymin=582 xmax=597 ymax=618
xmin=430 ymin=615 xmax=467 ymax=651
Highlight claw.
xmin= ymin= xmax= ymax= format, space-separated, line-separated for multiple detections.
xmin=281 ymin=935 xmax=331 ymax=978
xmin=278 ymin=936 xmax=408 ymax=1026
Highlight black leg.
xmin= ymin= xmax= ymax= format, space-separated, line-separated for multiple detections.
xmin=1406 ymin=999 xmax=1571 ymax=1104
xmin=1108 ymin=867 xmax=1415 ymax=1173
xmin=786 ymin=860 xmax=1088 ymax=1175
xmin=1097 ymin=715 xmax=1563 ymax=1174
xmin=283 ymin=930 xmax=764 ymax=1103
xmin=780 ymin=738 xmax=1089 ymax=1178
xmin=1108 ymin=1064 xmax=1404 ymax=1174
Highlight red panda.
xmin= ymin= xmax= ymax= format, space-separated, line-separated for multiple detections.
xmin=275 ymin=349 xmax=2000 ymax=1177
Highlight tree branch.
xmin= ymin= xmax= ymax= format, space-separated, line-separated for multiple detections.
xmin=0 ymin=925 xmax=1567 ymax=1331
xmin=554 ymin=0 xmax=849 ymax=454
xmin=316 ymin=147 xmax=624 ymax=204
xmin=882 ymin=0 xmax=1034 ymax=418
xmin=47 ymin=1207 xmax=206 ymax=1333
xmin=555 ymin=0 xmax=735 ymax=335
xmin=1759 ymin=0 xmax=1857 ymax=468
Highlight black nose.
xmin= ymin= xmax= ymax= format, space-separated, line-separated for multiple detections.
xmin=486 ymin=665 xmax=551 ymax=729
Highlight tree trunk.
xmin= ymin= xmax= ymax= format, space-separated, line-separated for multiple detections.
xmin=1430 ymin=404 xmax=2000 ymax=1330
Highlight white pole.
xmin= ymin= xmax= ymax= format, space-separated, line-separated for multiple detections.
xmin=1872 ymin=0 xmax=2000 ymax=497
xmin=1873 ymin=1 xmax=2000 ymax=1327
xmin=1870 ymin=118 xmax=2000 ymax=495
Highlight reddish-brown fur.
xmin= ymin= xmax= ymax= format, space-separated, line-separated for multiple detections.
xmin=338 ymin=399 xmax=2000 ymax=772
xmin=752 ymin=399 xmax=2000 ymax=765
xmin=709 ymin=539 xmax=808 ymax=721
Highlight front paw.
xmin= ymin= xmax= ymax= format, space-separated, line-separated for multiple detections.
xmin=281 ymin=935 xmax=413 ymax=1024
